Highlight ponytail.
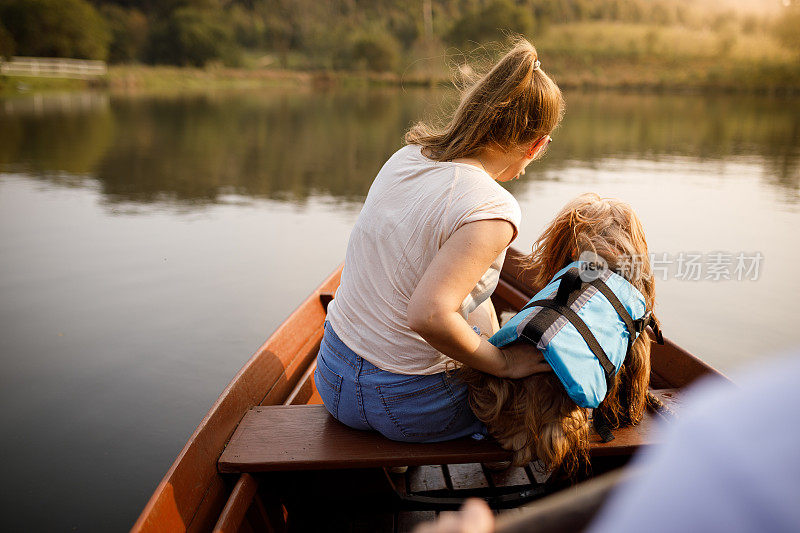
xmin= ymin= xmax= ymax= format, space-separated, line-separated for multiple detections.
xmin=405 ymin=36 xmax=564 ymax=161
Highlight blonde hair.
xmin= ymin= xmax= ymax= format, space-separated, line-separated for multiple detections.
xmin=405 ymin=36 xmax=564 ymax=161
xmin=460 ymin=193 xmax=657 ymax=476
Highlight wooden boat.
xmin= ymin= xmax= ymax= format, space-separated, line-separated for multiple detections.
xmin=132 ymin=248 xmax=724 ymax=532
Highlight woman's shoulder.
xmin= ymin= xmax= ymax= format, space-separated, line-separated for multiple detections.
xmin=380 ymin=144 xmax=438 ymax=175
xmin=454 ymin=166 xmax=520 ymax=207
xmin=390 ymin=143 xmax=423 ymax=163
xmin=384 ymin=144 xmax=519 ymax=213
xmin=447 ymin=168 xmax=522 ymax=235
xmin=379 ymin=144 xmax=465 ymax=185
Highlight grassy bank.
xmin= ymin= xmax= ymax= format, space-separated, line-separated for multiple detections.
xmin=538 ymin=22 xmax=800 ymax=93
xmin=0 ymin=75 xmax=92 ymax=96
xmin=2 ymin=22 xmax=798 ymax=96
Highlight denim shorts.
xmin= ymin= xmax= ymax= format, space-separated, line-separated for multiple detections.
xmin=315 ymin=320 xmax=488 ymax=443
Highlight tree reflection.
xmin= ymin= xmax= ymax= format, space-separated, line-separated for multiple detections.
xmin=0 ymin=93 xmax=115 ymax=179
xmin=0 ymin=88 xmax=797 ymax=208
xmin=92 ymin=89 xmax=431 ymax=204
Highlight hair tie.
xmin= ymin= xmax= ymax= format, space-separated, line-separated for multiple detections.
xmin=532 ymin=59 xmax=541 ymax=70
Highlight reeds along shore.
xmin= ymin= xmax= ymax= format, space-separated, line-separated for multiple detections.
xmin=4 ymin=61 xmax=798 ymax=97
xmin=118 ymin=58 xmax=799 ymax=95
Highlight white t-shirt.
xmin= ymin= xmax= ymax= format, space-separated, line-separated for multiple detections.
xmin=325 ymin=143 xmax=522 ymax=375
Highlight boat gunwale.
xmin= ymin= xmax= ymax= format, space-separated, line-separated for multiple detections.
xmin=131 ymin=265 xmax=342 ymax=532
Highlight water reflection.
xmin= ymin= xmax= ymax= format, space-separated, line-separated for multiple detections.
xmin=0 ymin=89 xmax=798 ymax=206
xmin=0 ymin=93 xmax=114 ymax=179
xmin=544 ymin=93 xmax=800 ymax=199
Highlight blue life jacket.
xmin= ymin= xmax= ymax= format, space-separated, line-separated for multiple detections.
xmin=488 ymin=260 xmax=662 ymax=409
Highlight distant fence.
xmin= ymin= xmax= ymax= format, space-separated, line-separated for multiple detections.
xmin=0 ymin=56 xmax=107 ymax=79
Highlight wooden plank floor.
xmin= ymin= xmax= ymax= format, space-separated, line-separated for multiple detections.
xmin=395 ymin=462 xmax=537 ymax=532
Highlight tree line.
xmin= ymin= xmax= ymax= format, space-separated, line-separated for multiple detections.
xmin=0 ymin=0 xmax=797 ymax=71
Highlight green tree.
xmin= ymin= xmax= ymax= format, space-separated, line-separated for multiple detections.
xmin=229 ymin=4 xmax=266 ymax=49
xmin=348 ymin=31 xmax=401 ymax=72
xmin=0 ymin=0 xmax=110 ymax=60
xmin=446 ymin=0 xmax=535 ymax=48
xmin=94 ymin=0 xmax=223 ymax=18
xmin=0 ymin=21 xmax=14 ymax=59
xmin=100 ymin=4 xmax=148 ymax=63
xmin=146 ymin=7 xmax=237 ymax=67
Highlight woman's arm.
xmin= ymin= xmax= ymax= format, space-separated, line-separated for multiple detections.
xmin=407 ymin=219 xmax=550 ymax=378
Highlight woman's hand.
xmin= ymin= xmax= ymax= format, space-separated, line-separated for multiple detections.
xmin=499 ymin=342 xmax=552 ymax=378
xmin=413 ymin=498 xmax=494 ymax=533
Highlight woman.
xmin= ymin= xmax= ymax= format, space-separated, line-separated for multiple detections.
xmin=315 ymin=37 xmax=565 ymax=442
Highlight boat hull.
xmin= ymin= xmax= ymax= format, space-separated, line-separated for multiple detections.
xmin=132 ymin=247 xmax=722 ymax=532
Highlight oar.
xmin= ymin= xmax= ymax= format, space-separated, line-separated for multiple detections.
xmin=495 ymin=468 xmax=636 ymax=533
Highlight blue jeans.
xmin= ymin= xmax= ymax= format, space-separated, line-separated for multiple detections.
xmin=315 ymin=320 xmax=488 ymax=443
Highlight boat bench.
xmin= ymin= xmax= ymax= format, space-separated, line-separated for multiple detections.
xmin=217 ymin=389 xmax=678 ymax=473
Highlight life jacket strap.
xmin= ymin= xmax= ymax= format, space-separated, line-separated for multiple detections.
xmin=520 ymin=267 xmax=664 ymax=349
xmin=592 ymin=411 xmax=617 ymax=443
xmin=519 ymin=268 xmax=589 ymax=346
xmin=522 ymin=299 xmax=616 ymax=385
xmin=588 ymin=278 xmax=636 ymax=354
xmin=519 ymin=267 xmax=583 ymax=313
xmin=554 ymin=267 xmax=583 ymax=306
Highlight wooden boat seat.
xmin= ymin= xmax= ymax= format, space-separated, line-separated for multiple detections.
xmin=217 ymin=390 xmax=677 ymax=473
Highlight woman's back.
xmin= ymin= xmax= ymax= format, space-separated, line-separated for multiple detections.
xmin=325 ymin=143 xmax=521 ymax=375
xmin=317 ymin=36 xmax=562 ymax=443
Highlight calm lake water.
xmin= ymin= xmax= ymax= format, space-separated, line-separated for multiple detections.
xmin=1 ymin=87 xmax=799 ymax=530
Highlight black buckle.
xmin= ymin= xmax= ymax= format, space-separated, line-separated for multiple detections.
xmin=633 ymin=311 xmax=665 ymax=345
xmin=633 ymin=311 xmax=652 ymax=334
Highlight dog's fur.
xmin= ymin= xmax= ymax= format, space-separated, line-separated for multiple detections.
xmin=458 ymin=193 xmax=658 ymax=476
